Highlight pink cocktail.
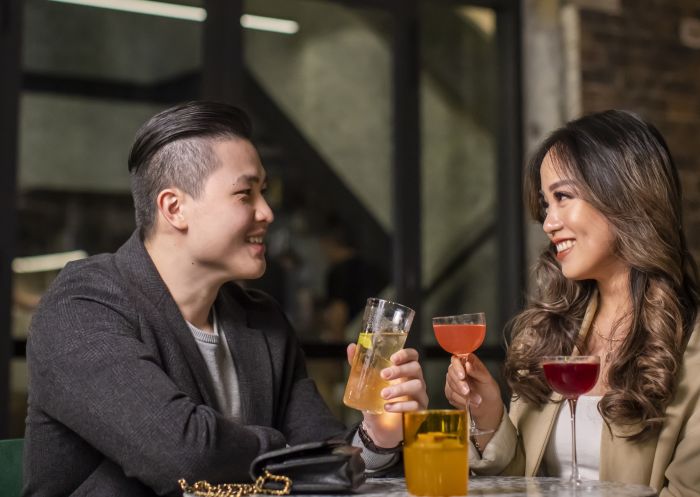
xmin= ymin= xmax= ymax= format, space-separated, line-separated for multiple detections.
xmin=433 ymin=323 xmax=486 ymax=356
xmin=432 ymin=313 xmax=491 ymax=436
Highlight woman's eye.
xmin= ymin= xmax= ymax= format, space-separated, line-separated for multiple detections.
xmin=553 ymin=191 xmax=571 ymax=201
xmin=235 ymin=189 xmax=251 ymax=198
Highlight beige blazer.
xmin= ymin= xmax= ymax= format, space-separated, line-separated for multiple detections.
xmin=501 ymin=295 xmax=700 ymax=496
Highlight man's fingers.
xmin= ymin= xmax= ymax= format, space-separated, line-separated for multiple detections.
xmin=384 ymin=399 xmax=422 ymax=413
xmin=390 ymin=347 xmax=419 ymax=365
xmin=381 ymin=378 xmax=426 ymax=399
xmin=346 ymin=343 xmax=356 ymax=366
xmin=381 ymin=360 xmax=424 ymax=382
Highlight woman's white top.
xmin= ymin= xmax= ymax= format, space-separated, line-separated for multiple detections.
xmin=543 ymin=395 xmax=603 ymax=479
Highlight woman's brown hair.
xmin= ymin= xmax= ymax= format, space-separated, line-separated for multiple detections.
xmin=504 ymin=110 xmax=699 ymax=440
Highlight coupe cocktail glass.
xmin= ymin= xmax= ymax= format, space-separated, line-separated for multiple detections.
xmin=541 ymin=355 xmax=601 ymax=484
xmin=432 ymin=312 xmax=492 ymax=436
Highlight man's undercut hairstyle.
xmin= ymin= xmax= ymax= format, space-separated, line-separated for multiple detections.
xmin=128 ymin=101 xmax=253 ymax=238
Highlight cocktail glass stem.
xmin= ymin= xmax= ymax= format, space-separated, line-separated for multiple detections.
xmin=459 ymin=354 xmax=494 ymax=437
xmin=567 ymin=398 xmax=581 ymax=484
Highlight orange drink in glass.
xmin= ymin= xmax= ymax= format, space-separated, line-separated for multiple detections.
xmin=343 ymin=298 xmax=415 ymax=413
xmin=403 ymin=410 xmax=468 ymax=496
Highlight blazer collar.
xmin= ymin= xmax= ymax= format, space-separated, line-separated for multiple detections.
xmin=114 ymin=231 xmax=220 ymax=408
xmin=216 ymin=289 xmax=275 ymax=426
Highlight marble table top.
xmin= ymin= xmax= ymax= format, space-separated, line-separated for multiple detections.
xmin=184 ymin=476 xmax=657 ymax=497
xmin=350 ymin=477 xmax=657 ymax=497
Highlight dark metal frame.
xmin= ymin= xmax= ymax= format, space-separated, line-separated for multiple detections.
xmin=494 ymin=0 xmax=525 ymax=343
xmin=0 ymin=0 xmax=22 ymax=438
xmin=391 ymin=1 xmax=423 ymax=350
xmin=203 ymin=0 xmax=244 ymax=102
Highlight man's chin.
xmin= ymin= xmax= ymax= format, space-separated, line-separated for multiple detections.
xmin=242 ymin=264 xmax=267 ymax=281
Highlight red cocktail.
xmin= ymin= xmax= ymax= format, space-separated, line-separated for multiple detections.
xmin=541 ymin=356 xmax=600 ymax=485
xmin=542 ymin=361 xmax=599 ymax=399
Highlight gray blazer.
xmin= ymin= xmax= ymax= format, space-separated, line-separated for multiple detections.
xmin=24 ymin=231 xmax=346 ymax=496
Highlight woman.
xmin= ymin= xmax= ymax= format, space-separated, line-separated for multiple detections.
xmin=445 ymin=110 xmax=700 ymax=495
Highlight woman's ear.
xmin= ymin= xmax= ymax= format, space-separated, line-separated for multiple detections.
xmin=156 ymin=188 xmax=188 ymax=231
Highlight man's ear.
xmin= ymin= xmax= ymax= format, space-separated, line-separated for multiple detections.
xmin=156 ymin=188 xmax=188 ymax=231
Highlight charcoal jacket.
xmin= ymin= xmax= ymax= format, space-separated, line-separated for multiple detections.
xmin=24 ymin=231 xmax=345 ymax=496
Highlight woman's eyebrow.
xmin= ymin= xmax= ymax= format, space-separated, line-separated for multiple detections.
xmin=546 ymin=179 xmax=576 ymax=192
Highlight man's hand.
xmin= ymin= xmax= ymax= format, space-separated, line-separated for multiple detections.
xmin=346 ymin=344 xmax=428 ymax=448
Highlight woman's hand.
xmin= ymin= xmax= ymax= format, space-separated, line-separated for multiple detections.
xmin=445 ymin=354 xmax=503 ymax=437
xmin=347 ymin=344 xmax=428 ymax=448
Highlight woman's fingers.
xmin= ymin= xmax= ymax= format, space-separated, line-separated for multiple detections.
xmin=462 ymin=354 xmax=493 ymax=383
xmin=450 ymin=355 xmax=467 ymax=380
xmin=444 ymin=378 xmax=467 ymax=409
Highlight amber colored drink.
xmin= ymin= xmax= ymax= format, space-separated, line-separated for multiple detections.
xmin=542 ymin=362 xmax=600 ymax=399
xmin=343 ymin=331 xmax=408 ymax=413
xmin=433 ymin=323 xmax=486 ymax=356
xmin=403 ymin=410 xmax=468 ymax=496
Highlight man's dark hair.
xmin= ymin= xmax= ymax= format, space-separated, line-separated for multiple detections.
xmin=128 ymin=101 xmax=253 ymax=238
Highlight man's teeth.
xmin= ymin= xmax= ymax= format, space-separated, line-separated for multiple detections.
xmin=556 ymin=240 xmax=575 ymax=252
xmin=247 ymin=236 xmax=264 ymax=244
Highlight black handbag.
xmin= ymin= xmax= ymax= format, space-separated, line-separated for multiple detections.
xmin=250 ymin=438 xmax=366 ymax=493
xmin=179 ymin=439 xmax=366 ymax=496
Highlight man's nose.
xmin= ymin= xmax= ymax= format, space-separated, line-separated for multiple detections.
xmin=256 ymin=196 xmax=274 ymax=224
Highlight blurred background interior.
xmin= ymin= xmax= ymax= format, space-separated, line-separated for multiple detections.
xmin=3 ymin=0 xmax=700 ymax=437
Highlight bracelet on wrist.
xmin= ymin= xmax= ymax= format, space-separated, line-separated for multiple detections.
xmin=470 ymin=435 xmax=483 ymax=458
xmin=357 ymin=422 xmax=403 ymax=455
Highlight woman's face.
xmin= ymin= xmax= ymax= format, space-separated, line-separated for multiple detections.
xmin=539 ymin=152 xmax=628 ymax=283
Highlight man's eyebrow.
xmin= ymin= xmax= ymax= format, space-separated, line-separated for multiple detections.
xmin=234 ymin=174 xmax=266 ymax=185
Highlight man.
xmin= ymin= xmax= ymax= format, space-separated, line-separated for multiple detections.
xmin=24 ymin=102 xmax=428 ymax=496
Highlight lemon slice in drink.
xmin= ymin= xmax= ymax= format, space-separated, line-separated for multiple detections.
xmin=357 ymin=332 xmax=373 ymax=350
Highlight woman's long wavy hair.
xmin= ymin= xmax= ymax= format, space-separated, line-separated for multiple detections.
xmin=504 ymin=110 xmax=700 ymax=441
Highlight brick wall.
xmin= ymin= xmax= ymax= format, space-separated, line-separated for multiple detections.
xmin=578 ymin=0 xmax=700 ymax=260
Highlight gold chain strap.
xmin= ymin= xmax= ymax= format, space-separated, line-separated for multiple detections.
xmin=179 ymin=470 xmax=292 ymax=497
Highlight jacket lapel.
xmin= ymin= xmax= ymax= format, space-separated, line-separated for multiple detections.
xmin=521 ymin=396 xmax=562 ymax=476
xmin=114 ymin=231 xmax=220 ymax=408
xmin=217 ymin=289 xmax=275 ymax=427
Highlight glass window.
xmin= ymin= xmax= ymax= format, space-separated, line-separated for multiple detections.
xmin=420 ymin=4 xmax=502 ymax=393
